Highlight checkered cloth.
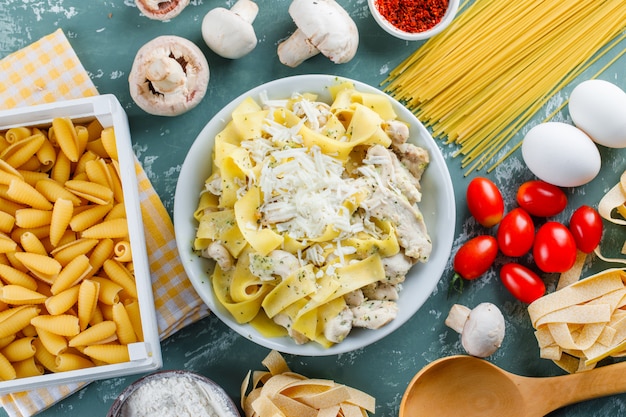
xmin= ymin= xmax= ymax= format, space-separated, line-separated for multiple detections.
xmin=0 ymin=29 xmax=211 ymax=416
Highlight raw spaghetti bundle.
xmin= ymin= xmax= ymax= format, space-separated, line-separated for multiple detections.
xmin=383 ymin=0 xmax=626 ymax=174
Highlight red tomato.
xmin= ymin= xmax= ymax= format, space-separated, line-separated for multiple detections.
xmin=466 ymin=177 xmax=505 ymax=227
xmin=500 ymin=263 xmax=546 ymax=303
xmin=569 ymin=205 xmax=603 ymax=253
xmin=533 ymin=222 xmax=577 ymax=273
xmin=497 ymin=208 xmax=535 ymax=257
xmin=516 ymin=180 xmax=567 ymax=217
xmin=453 ymin=235 xmax=498 ymax=280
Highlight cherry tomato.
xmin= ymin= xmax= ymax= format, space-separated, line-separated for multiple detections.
xmin=466 ymin=177 xmax=505 ymax=227
xmin=569 ymin=205 xmax=603 ymax=253
xmin=497 ymin=208 xmax=535 ymax=257
xmin=533 ymin=222 xmax=577 ymax=273
xmin=500 ymin=263 xmax=546 ymax=303
xmin=516 ymin=180 xmax=567 ymax=217
xmin=453 ymin=235 xmax=498 ymax=280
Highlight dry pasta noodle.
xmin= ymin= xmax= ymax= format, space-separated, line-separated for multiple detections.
xmin=113 ymin=241 xmax=132 ymax=262
xmin=49 ymin=198 xmax=74 ymax=247
xmin=383 ymin=0 xmax=626 ymax=174
xmin=1 ymin=336 xmax=36 ymax=362
xmin=19 ymin=231 xmax=47 ymax=256
xmin=78 ymin=279 xmax=100 ymax=331
xmin=68 ymin=320 xmax=117 ymax=347
xmin=0 ymin=117 xmax=145 ymax=380
xmin=241 ymin=350 xmax=375 ymax=417
xmin=13 ymin=356 xmax=44 ymax=378
xmin=83 ymin=344 xmax=129 ymax=364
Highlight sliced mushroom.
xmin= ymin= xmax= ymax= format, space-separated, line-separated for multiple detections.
xmin=445 ymin=302 xmax=505 ymax=358
xmin=278 ymin=0 xmax=359 ymax=67
xmin=135 ymin=0 xmax=189 ymax=20
xmin=202 ymin=0 xmax=259 ymax=59
xmin=128 ymin=35 xmax=209 ymax=117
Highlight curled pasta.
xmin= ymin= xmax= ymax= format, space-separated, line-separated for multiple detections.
xmin=113 ymin=241 xmax=132 ymax=262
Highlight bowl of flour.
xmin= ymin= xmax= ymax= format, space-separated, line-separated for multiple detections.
xmin=107 ymin=370 xmax=241 ymax=417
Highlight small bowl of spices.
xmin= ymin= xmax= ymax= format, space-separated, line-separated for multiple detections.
xmin=368 ymin=0 xmax=460 ymax=41
xmin=107 ymin=370 xmax=241 ymax=417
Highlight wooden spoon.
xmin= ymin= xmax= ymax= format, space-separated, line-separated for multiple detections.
xmin=400 ymin=355 xmax=626 ymax=417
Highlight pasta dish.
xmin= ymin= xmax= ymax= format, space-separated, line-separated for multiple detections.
xmin=193 ymin=81 xmax=431 ymax=347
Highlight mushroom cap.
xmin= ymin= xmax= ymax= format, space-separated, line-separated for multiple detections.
xmin=287 ymin=0 xmax=359 ymax=64
xmin=135 ymin=0 xmax=190 ymax=20
xmin=460 ymin=302 xmax=505 ymax=358
xmin=128 ymin=35 xmax=209 ymax=117
xmin=202 ymin=7 xmax=258 ymax=59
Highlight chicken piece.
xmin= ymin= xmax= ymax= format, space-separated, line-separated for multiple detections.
xmin=351 ymin=300 xmax=398 ymax=329
xmin=397 ymin=142 xmax=429 ymax=182
xmin=249 ymin=250 xmax=300 ymax=281
xmin=204 ymin=242 xmax=234 ymax=271
xmin=382 ymin=253 xmax=414 ymax=285
xmin=383 ymin=120 xmax=430 ymax=182
xmin=361 ymin=179 xmax=432 ymax=262
xmin=273 ymin=313 xmax=310 ymax=344
xmin=324 ymin=307 xmax=353 ymax=343
xmin=362 ymin=282 xmax=399 ymax=301
xmin=365 ymin=144 xmax=422 ymax=204
xmin=344 ymin=289 xmax=365 ymax=307
xmin=384 ymin=120 xmax=410 ymax=147
xmin=268 ymin=250 xmax=300 ymax=279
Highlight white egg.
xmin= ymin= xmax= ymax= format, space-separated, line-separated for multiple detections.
xmin=521 ymin=122 xmax=601 ymax=187
xmin=568 ymin=79 xmax=626 ymax=148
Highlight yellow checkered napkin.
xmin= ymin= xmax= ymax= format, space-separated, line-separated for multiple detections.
xmin=0 ymin=29 xmax=210 ymax=416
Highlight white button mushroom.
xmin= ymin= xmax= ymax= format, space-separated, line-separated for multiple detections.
xmin=444 ymin=302 xmax=505 ymax=358
xmin=202 ymin=0 xmax=259 ymax=59
xmin=135 ymin=0 xmax=189 ymax=20
xmin=128 ymin=35 xmax=210 ymax=117
xmin=277 ymin=0 xmax=359 ymax=68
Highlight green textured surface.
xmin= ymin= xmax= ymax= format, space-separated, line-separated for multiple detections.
xmin=1 ymin=1 xmax=625 ymax=416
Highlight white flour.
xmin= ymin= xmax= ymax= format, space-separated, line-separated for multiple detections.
xmin=119 ymin=374 xmax=238 ymax=417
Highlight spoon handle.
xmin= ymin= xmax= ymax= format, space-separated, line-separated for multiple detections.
xmin=531 ymin=360 xmax=626 ymax=414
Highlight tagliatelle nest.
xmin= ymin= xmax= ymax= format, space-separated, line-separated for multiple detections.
xmin=241 ymin=350 xmax=375 ymax=417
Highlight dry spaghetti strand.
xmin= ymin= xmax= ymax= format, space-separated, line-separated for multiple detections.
xmin=383 ymin=0 xmax=626 ymax=175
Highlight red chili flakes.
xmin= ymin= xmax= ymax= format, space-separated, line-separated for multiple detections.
xmin=375 ymin=0 xmax=449 ymax=33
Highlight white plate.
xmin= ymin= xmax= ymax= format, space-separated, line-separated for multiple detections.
xmin=174 ymin=74 xmax=455 ymax=356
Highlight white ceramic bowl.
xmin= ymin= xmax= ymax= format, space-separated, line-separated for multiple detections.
xmin=368 ymin=0 xmax=460 ymax=41
xmin=174 ymin=74 xmax=455 ymax=356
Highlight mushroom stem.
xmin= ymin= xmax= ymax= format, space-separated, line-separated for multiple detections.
xmin=146 ymin=57 xmax=186 ymax=94
xmin=444 ymin=304 xmax=471 ymax=334
xmin=277 ymin=29 xmax=320 ymax=68
xmin=231 ymin=0 xmax=258 ymax=23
